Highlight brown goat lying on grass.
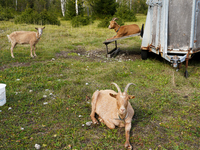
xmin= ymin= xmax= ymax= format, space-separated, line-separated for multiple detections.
xmin=107 ymin=18 xmax=141 ymax=40
xmin=7 ymin=27 xmax=45 ymax=58
xmin=90 ymin=82 xmax=135 ymax=149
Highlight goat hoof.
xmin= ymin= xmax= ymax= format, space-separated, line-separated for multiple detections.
xmin=125 ymin=143 xmax=132 ymax=150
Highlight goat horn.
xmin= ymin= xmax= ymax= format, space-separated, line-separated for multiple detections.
xmin=124 ymin=83 xmax=136 ymax=93
xmin=112 ymin=18 xmax=118 ymax=21
xmin=111 ymin=82 xmax=121 ymax=93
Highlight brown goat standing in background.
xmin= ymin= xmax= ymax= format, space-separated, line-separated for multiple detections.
xmin=7 ymin=27 xmax=45 ymax=58
xmin=90 ymin=82 xmax=135 ymax=149
xmin=107 ymin=18 xmax=141 ymax=40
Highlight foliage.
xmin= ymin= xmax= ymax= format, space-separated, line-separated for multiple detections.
xmin=115 ymin=0 xmax=137 ymax=22
xmin=14 ymin=7 xmax=60 ymax=26
xmin=71 ymin=15 xmax=93 ymax=27
xmin=89 ymin=0 xmax=117 ymax=19
xmin=133 ymin=0 xmax=148 ymax=15
xmin=0 ymin=5 xmax=14 ymax=21
xmin=97 ymin=17 xmax=124 ymax=28
xmin=65 ymin=0 xmax=84 ymax=20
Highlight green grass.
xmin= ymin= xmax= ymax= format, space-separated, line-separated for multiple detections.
xmin=0 ymin=14 xmax=200 ymax=149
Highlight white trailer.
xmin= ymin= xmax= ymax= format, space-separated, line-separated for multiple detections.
xmin=141 ymin=0 xmax=200 ymax=77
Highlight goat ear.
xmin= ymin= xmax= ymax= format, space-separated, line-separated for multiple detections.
xmin=35 ymin=27 xmax=38 ymax=30
xmin=128 ymin=95 xmax=135 ymax=100
xmin=109 ymin=93 xmax=117 ymax=99
xmin=43 ymin=27 xmax=45 ymax=29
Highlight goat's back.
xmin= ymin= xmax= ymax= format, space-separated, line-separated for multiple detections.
xmin=120 ymin=24 xmax=140 ymax=35
xmin=93 ymin=90 xmax=118 ymax=118
xmin=9 ymin=31 xmax=36 ymax=44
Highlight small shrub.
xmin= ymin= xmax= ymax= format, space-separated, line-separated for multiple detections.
xmin=0 ymin=5 xmax=14 ymax=21
xmin=39 ymin=9 xmax=61 ymax=26
xmin=114 ymin=2 xmax=137 ymax=22
xmin=14 ymin=8 xmax=60 ymax=26
xmin=71 ymin=16 xmax=93 ymax=27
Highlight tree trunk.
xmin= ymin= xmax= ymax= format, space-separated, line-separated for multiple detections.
xmin=75 ymin=0 xmax=78 ymax=15
xmin=61 ymin=0 xmax=66 ymax=17
xmin=16 ymin=0 xmax=17 ymax=11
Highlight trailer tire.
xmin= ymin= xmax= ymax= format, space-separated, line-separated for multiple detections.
xmin=141 ymin=50 xmax=148 ymax=60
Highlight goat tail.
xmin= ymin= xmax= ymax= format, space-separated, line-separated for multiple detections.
xmin=140 ymin=24 xmax=144 ymax=38
xmin=7 ymin=35 xmax=11 ymax=42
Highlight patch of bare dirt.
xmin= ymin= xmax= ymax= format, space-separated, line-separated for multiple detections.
xmin=0 ymin=62 xmax=31 ymax=71
xmin=1 ymin=48 xmax=142 ymax=71
xmin=56 ymin=47 xmax=142 ymax=62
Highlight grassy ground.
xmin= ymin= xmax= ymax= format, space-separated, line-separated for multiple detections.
xmin=0 ymin=14 xmax=199 ymax=150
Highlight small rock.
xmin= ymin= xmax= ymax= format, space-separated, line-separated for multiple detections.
xmin=8 ymin=107 xmax=12 ymax=110
xmin=35 ymin=144 xmax=41 ymax=149
xmin=79 ymin=115 xmax=82 ymax=118
xmin=29 ymin=90 xmax=33 ymax=93
xmin=43 ymin=95 xmax=47 ymax=98
xmin=86 ymin=121 xmax=93 ymax=126
xmin=85 ymin=83 xmax=89 ymax=85
xmin=82 ymin=124 xmax=85 ymax=127
xmin=43 ymin=102 xmax=48 ymax=105
xmin=16 ymin=79 xmax=20 ymax=81
xmin=21 ymin=127 xmax=24 ymax=130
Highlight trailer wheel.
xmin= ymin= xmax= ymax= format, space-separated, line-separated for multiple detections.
xmin=141 ymin=50 xmax=148 ymax=60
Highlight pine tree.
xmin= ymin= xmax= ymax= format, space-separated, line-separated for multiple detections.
xmin=92 ymin=0 xmax=117 ymax=19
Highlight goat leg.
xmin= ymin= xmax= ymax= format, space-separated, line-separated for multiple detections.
xmin=33 ymin=45 xmax=37 ymax=57
xmin=11 ymin=43 xmax=16 ymax=58
xmin=30 ymin=45 xmax=34 ymax=58
xmin=124 ymin=123 xmax=132 ymax=149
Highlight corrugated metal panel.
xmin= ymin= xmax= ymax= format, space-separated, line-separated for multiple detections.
xmin=196 ymin=1 xmax=200 ymax=48
xmin=151 ymin=5 xmax=158 ymax=46
xmin=168 ymin=0 xmax=193 ymax=50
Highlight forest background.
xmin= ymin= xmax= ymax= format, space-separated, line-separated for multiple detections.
xmin=0 ymin=0 xmax=148 ymax=27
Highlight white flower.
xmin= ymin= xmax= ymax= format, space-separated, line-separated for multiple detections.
xmin=8 ymin=107 xmax=12 ymax=110
xmin=43 ymin=95 xmax=47 ymax=98
xmin=29 ymin=90 xmax=33 ymax=93
xmin=85 ymin=83 xmax=89 ymax=85
xmin=21 ymin=127 xmax=24 ymax=130
xmin=82 ymin=124 xmax=85 ymax=127
xmin=16 ymin=79 xmax=20 ymax=81
xmin=78 ymin=115 xmax=82 ymax=118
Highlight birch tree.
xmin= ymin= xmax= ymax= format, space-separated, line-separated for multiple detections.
xmin=75 ymin=0 xmax=78 ymax=15
xmin=15 ymin=0 xmax=17 ymax=11
xmin=61 ymin=0 xmax=66 ymax=16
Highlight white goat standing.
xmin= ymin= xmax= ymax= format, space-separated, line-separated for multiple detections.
xmin=7 ymin=27 xmax=45 ymax=58
xmin=90 ymin=82 xmax=135 ymax=149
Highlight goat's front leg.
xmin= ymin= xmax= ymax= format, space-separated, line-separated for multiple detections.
xmin=30 ymin=45 xmax=34 ymax=58
xmin=124 ymin=123 xmax=132 ymax=149
xmin=33 ymin=45 xmax=37 ymax=57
